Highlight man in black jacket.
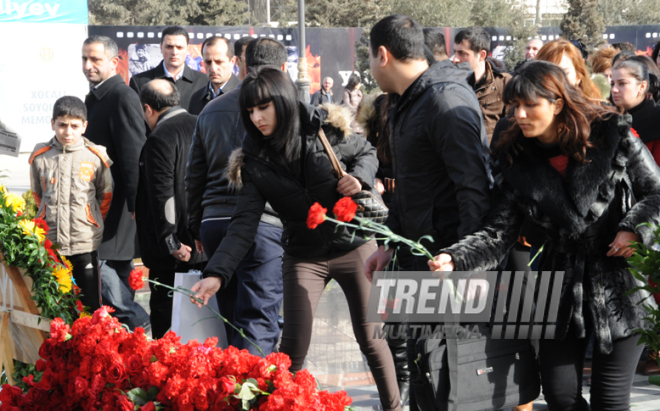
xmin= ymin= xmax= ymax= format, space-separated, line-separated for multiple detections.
xmin=82 ymin=35 xmax=150 ymax=330
xmin=129 ymin=26 xmax=207 ymax=112
xmin=188 ymin=36 xmax=240 ymax=115
xmin=364 ymin=15 xmax=492 ymax=410
xmin=185 ymin=38 xmax=286 ymax=355
xmin=137 ymin=80 xmax=198 ymax=339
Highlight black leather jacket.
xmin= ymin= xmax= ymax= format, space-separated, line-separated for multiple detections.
xmin=386 ymin=60 xmax=492 ymax=253
xmin=203 ymin=102 xmax=378 ymax=285
xmin=185 ymin=84 xmax=281 ymax=240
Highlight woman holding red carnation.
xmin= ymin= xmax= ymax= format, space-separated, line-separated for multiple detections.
xmin=191 ymin=66 xmax=400 ymax=411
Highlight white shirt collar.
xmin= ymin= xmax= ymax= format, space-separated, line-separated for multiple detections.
xmin=208 ymin=79 xmax=229 ymax=100
xmin=163 ymin=61 xmax=184 ymax=82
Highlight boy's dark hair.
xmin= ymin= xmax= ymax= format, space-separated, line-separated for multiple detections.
xmin=454 ymin=27 xmax=490 ymax=54
xmin=53 ymin=96 xmax=87 ymax=122
xmin=140 ymin=81 xmax=181 ymax=112
xmin=161 ymin=26 xmax=189 ymax=44
xmin=245 ymin=38 xmax=287 ymax=69
xmin=369 ymin=15 xmax=425 ymax=62
xmin=423 ymin=28 xmax=447 ymax=59
xmin=235 ymin=36 xmax=254 ymax=58
xmin=83 ymin=35 xmax=118 ymax=59
xmin=201 ymin=36 xmax=234 ymax=58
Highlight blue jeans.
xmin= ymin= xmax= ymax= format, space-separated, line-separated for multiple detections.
xmin=100 ymin=259 xmax=151 ymax=331
xmin=201 ymin=218 xmax=284 ymax=355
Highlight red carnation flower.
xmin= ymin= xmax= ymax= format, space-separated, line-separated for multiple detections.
xmin=631 ymin=127 xmax=640 ymax=138
xmin=306 ymin=202 xmax=327 ymax=229
xmin=91 ymin=305 xmax=115 ymax=324
xmin=75 ymin=300 xmax=84 ymax=313
xmin=129 ymin=269 xmax=144 ymax=291
xmin=333 ymin=197 xmax=358 ymax=222
xmin=49 ymin=318 xmax=70 ymax=342
xmin=32 ymin=217 xmax=49 ymax=233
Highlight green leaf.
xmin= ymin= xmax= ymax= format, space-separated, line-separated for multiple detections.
xmin=127 ymin=387 xmax=149 ymax=406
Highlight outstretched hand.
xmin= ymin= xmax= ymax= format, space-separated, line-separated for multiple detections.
xmin=190 ymin=277 xmax=222 ymax=308
xmin=428 ymin=253 xmax=455 ymax=271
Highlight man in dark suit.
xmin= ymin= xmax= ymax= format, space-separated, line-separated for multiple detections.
xmin=189 ymin=36 xmax=239 ymax=115
xmin=82 ymin=35 xmax=150 ymax=330
xmin=136 ymin=79 xmax=198 ymax=339
xmin=129 ymin=26 xmax=207 ymax=112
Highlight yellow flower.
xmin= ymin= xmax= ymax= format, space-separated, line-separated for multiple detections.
xmin=53 ymin=265 xmax=72 ymax=293
xmin=0 ymin=185 xmax=7 ymax=196
xmin=79 ymin=311 xmax=92 ymax=319
xmin=19 ymin=219 xmax=45 ymax=242
xmin=61 ymin=256 xmax=73 ymax=272
xmin=4 ymin=193 xmax=25 ymax=214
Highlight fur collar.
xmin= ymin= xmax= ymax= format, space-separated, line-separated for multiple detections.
xmin=355 ymin=92 xmax=381 ymax=138
xmin=226 ymin=103 xmax=355 ymax=190
xmin=497 ymin=114 xmax=630 ymax=236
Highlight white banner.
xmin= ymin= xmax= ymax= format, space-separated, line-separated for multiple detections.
xmin=0 ymin=22 xmax=89 ymax=153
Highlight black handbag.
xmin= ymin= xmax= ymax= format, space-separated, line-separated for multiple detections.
xmin=412 ymin=324 xmax=541 ymax=411
xmin=317 ymin=128 xmax=389 ymax=224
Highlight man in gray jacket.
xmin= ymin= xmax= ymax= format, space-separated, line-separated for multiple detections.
xmin=185 ymin=38 xmax=287 ymax=355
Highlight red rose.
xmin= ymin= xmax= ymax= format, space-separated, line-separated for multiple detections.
xmin=129 ymin=269 xmax=145 ymax=291
xmin=72 ymin=376 xmax=88 ymax=397
xmin=115 ymin=393 xmax=134 ymax=411
xmin=631 ymin=127 xmax=640 ymax=138
xmin=0 ymin=384 xmax=23 ymax=403
xmin=333 ymin=197 xmax=357 ymax=222
xmin=306 ymin=202 xmax=327 ymax=229
xmin=141 ymin=402 xmax=157 ymax=411
xmin=217 ymin=376 xmax=236 ymax=399
xmin=49 ymin=318 xmax=70 ymax=342
xmin=35 ymin=359 xmax=47 ymax=372
xmin=107 ymin=357 xmax=127 ymax=385
xmin=126 ymin=354 xmax=143 ymax=375
xmin=38 ymin=340 xmax=54 ymax=360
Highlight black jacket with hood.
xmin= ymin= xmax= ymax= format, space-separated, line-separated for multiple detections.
xmin=386 ymin=60 xmax=492 ymax=254
xmin=203 ymin=103 xmax=378 ymax=285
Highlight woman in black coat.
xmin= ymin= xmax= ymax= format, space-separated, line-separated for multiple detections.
xmin=191 ymin=67 xmax=400 ymax=411
xmin=430 ymin=61 xmax=660 ymax=411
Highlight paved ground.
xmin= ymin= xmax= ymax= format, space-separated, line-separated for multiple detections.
xmin=7 ymin=155 xmax=660 ymax=410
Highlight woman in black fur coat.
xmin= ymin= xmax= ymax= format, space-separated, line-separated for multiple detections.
xmin=430 ymin=61 xmax=660 ymax=410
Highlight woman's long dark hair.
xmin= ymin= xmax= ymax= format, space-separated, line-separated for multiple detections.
xmin=345 ymin=73 xmax=361 ymax=91
xmin=239 ymin=66 xmax=301 ymax=174
xmin=495 ymin=60 xmax=615 ymax=164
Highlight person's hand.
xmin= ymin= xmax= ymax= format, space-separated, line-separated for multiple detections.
xmin=190 ymin=277 xmax=222 ymax=308
xmin=365 ymin=246 xmax=394 ymax=282
xmin=374 ymin=178 xmax=385 ymax=196
xmin=194 ymin=240 xmax=204 ymax=254
xmin=337 ymin=174 xmax=362 ymax=196
xmin=607 ymin=231 xmax=639 ymax=258
xmin=172 ymin=243 xmax=192 ymax=262
xmin=428 ymin=253 xmax=455 ymax=271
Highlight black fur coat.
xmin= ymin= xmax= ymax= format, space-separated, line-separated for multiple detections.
xmin=444 ymin=114 xmax=660 ymax=354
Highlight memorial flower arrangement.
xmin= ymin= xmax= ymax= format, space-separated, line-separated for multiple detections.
xmin=0 ymin=306 xmax=354 ymax=411
xmin=0 ymin=184 xmax=82 ymax=324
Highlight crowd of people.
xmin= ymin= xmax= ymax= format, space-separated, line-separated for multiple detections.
xmin=27 ymin=14 xmax=660 ymax=411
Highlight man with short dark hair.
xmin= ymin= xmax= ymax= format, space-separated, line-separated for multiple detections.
xmin=364 ymin=15 xmax=491 ymax=409
xmin=235 ymin=36 xmax=253 ymax=81
xmin=423 ymin=28 xmax=448 ymax=61
xmin=189 ymin=37 xmax=239 ymax=115
xmin=452 ymin=27 xmax=511 ymax=141
xmin=186 ymin=38 xmax=287 ymax=355
xmin=129 ymin=26 xmax=207 ymax=111
xmin=82 ymin=35 xmax=151 ymax=331
xmin=136 ymin=79 xmax=198 ymax=339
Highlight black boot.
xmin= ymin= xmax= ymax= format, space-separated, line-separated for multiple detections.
xmin=387 ymin=336 xmax=410 ymax=407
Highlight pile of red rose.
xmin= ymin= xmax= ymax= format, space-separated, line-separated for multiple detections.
xmin=0 ymin=306 xmax=352 ymax=411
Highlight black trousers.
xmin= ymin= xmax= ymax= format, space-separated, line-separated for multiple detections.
xmin=149 ymin=268 xmax=176 ymax=339
xmin=539 ymin=328 xmax=644 ymax=411
xmin=67 ymin=251 xmax=101 ymax=311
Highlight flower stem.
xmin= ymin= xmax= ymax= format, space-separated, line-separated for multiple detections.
xmin=145 ymin=278 xmax=266 ymax=357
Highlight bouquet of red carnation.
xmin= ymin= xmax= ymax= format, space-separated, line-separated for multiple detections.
xmin=0 ymin=307 xmax=354 ymax=411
